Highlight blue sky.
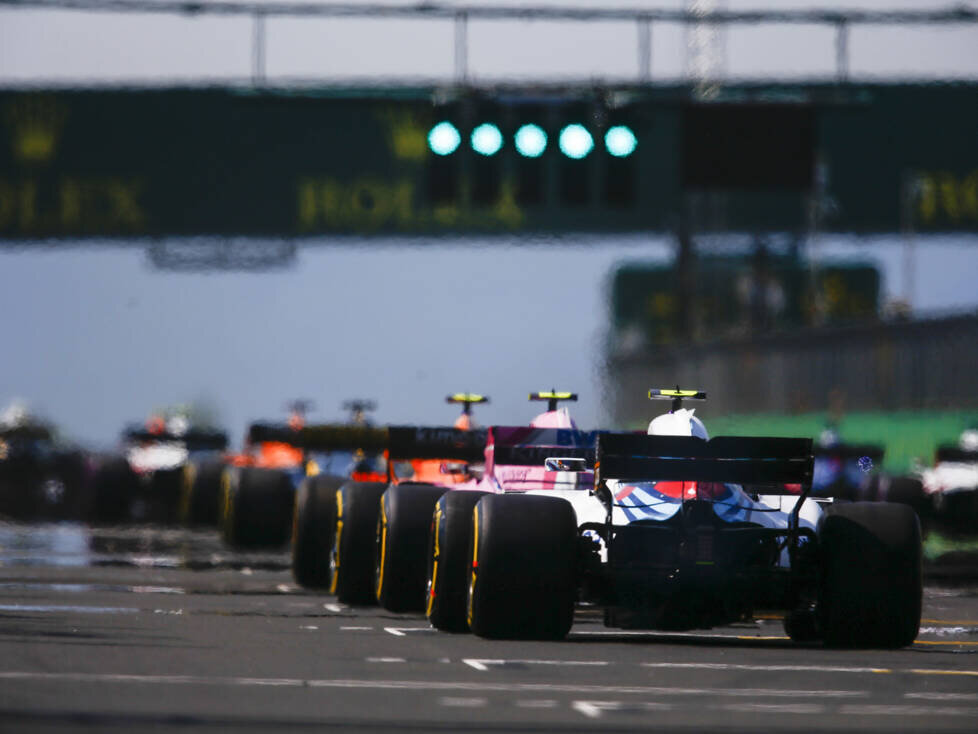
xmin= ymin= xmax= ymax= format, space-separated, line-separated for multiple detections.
xmin=2 ymin=234 xmax=976 ymax=446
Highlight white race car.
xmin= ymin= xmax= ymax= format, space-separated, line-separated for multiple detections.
xmin=461 ymin=389 xmax=922 ymax=648
xmin=919 ymin=429 xmax=978 ymax=530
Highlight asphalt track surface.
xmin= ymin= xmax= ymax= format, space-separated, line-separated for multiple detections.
xmin=0 ymin=523 xmax=976 ymax=733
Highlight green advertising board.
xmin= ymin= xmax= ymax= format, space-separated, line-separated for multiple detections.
xmin=1 ymin=83 xmax=976 ymax=239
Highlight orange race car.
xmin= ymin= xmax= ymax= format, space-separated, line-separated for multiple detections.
xmin=289 ymin=394 xmax=489 ymax=589
xmin=218 ymin=400 xmax=387 ymax=548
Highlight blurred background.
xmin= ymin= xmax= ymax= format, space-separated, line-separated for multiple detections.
xmin=1 ymin=0 xmax=977 ymax=476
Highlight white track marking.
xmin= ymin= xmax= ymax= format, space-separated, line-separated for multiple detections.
xmin=642 ymin=662 xmax=892 ymax=674
xmin=384 ymin=626 xmax=435 ymax=636
xmin=907 ymin=692 xmax=978 ymax=701
xmin=366 ymin=658 xmax=406 ymax=663
xmin=909 ymin=668 xmax=978 ymax=677
xmin=0 ymin=604 xmax=138 ymax=614
xmin=919 ymin=626 xmax=973 ymax=635
xmin=572 ymin=701 xmax=615 ymax=719
xmin=340 ymin=626 xmax=373 ymax=631
xmin=299 ymin=625 xmax=319 ymax=630
xmin=572 ymin=701 xmax=672 ymax=719
xmin=516 ymin=700 xmax=558 ymax=709
xmin=571 ymin=629 xmax=787 ymax=641
xmin=839 ymin=704 xmax=978 ymax=717
xmin=723 ymin=703 xmax=825 ymax=715
xmin=463 ymin=659 xmax=610 ymax=672
xmin=0 ymin=671 xmax=870 ymax=699
xmin=438 ymin=697 xmax=487 ymax=708
xmin=275 ymin=584 xmax=292 ymax=593
xmin=323 ymin=603 xmax=344 ymax=613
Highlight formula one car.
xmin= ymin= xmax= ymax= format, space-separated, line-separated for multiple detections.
xmin=917 ymin=428 xmax=978 ymax=531
xmin=220 ymin=400 xmax=386 ymax=549
xmin=460 ymin=389 xmax=922 ymax=648
xmin=324 ymin=394 xmax=489 ymax=603
xmin=0 ymin=404 xmax=90 ymax=521
xmin=811 ymin=427 xmax=884 ymax=500
xmin=425 ymin=391 xmax=598 ymax=630
xmin=91 ymin=412 xmax=228 ymax=523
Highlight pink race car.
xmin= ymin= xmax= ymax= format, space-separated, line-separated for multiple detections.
xmin=421 ymin=391 xmax=599 ymax=629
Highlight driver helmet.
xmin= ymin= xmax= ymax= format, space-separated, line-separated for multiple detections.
xmin=960 ymin=428 xmax=978 ymax=452
xmin=647 ymin=408 xmax=709 ymax=440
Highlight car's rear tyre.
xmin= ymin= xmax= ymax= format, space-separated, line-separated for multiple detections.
xmin=89 ymin=457 xmax=138 ymax=523
xmin=331 ymin=481 xmax=388 ymax=605
xmin=818 ymin=501 xmax=922 ymax=648
xmin=426 ymin=490 xmax=490 ymax=632
xmin=292 ymin=474 xmax=345 ymax=589
xmin=180 ymin=461 xmax=227 ymax=526
xmin=220 ymin=467 xmax=294 ymax=549
xmin=376 ymin=483 xmax=449 ymax=612
xmin=143 ymin=467 xmax=185 ymax=524
xmin=880 ymin=475 xmax=930 ymax=521
xmin=467 ymin=494 xmax=578 ymax=640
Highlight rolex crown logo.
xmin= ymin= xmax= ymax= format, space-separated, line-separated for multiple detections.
xmin=5 ymin=95 xmax=67 ymax=164
xmin=384 ymin=110 xmax=427 ymax=161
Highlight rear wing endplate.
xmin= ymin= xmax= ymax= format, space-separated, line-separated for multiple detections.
xmin=125 ymin=428 xmax=228 ymax=451
xmin=596 ymin=433 xmax=813 ymax=489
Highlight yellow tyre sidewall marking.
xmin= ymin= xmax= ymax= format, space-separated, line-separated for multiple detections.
xmin=426 ymin=503 xmax=442 ymax=619
xmin=466 ymin=504 xmax=479 ymax=628
xmin=220 ymin=470 xmax=233 ymax=541
xmin=179 ymin=463 xmax=196 ymax=523
xmin=291 ymin=479 xmax=304 ymax=551
xmin=330 ymin=488 xmax=344 ymax=595
xmin=376 ymin=496 xmax=389 ymax=600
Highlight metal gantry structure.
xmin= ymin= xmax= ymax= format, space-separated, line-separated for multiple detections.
xmin=1 ymin=1 xmax=976 ymax=85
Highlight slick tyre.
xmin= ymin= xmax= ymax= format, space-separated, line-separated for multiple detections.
xmin=89 ymin=457 xmax=138 ymax=523
xmin=220 ymin=467 xmax=294 ymax=549
xmin=292 ymin=474 xmax=345 ymax=589
xmin=147 ymin=467 xmax=185 ymax=524
xmin=332 ymin=482 xmax=388 ymax=605
xmin=426 ymin=490 xmax=490 ymax=632
xmin=467 ymin=494 xmax=578 ymax=640
xmin=882 ymin=475 xmax=930 ymax=521
xmin=818 ymin=501 xmax=922 ymax=649
xmin=376 ymin=483 xmax=449 ymax=612
xmin=180 ymin=461 xmax=227 ymax=526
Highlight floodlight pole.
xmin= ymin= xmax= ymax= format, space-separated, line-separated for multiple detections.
xmin=637 ymin=14 xmax=652 ymax=82
xmin=835 ymin=20 xmax=849 ymax=82
xmin=252 ymin=11 xmax=266 ymax=86
xmin=455 ymin=11 xmax=469 ymax=84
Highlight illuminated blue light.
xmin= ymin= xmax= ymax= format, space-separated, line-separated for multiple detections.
xmin=471 ymin=123 xmax=504 ymax=156
xmin=428 ymin=121 xmax=461 ymax=156
xmin=605 ymin=126 xmax=638 ymax=157
xmin=558 ymin=124 xmax=593 ymax=159
xmin=514 ymin=124 xmax=547 ymax=158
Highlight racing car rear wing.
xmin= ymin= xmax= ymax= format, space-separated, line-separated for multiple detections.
xmin=387 ymin=426 xmax=487 ymax=461
xmin=124 ymin=428 xmax=228 ymax=451
xmin=935 ymin=445 xmax=978 ymax=463
xmin=247 ymin=422 xmax=388 ymax=450
xmin=595 ymin=433 xmax=813 ymax=489
xmin=490 ymin=426 xmax=597 ymax=467
xmin=0 ymin=424 xmax=53 ymax=442
xmin=815 ymin=443 xmax=884 ymax=462
xmin=246 ymin=423 xmax=486 ymax=462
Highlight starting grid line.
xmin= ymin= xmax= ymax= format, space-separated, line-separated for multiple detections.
xmin=1 ymin=672 xmax=978 ymax=720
